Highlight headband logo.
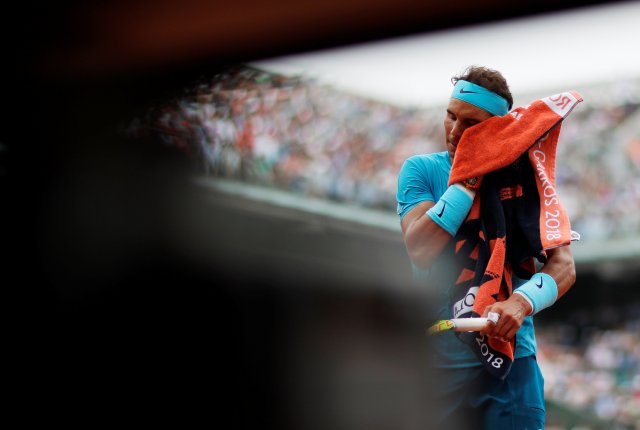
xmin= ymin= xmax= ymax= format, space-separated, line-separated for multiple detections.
xmin=452 ymin=80 xmax=509 ymax=116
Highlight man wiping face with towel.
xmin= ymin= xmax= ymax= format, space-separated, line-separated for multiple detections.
xmin=396 ymin=65 xmax=578 ymax=429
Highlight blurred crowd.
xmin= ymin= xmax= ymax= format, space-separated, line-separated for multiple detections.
xmin=537 ymin=303 xmax=640 ymax=429
xmin=129 ymin=66 xmax=447 ymax=211
xmin=127 ymin=64 xmax=640 ymax=241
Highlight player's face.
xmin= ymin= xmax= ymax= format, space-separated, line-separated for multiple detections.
xmin=444 ymin=98 xmax=493 ymax=161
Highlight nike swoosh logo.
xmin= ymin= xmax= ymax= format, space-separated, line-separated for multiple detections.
xmin=459 ymin=88 xmax=479 ymax=94
xmin=536 ymin=278 xmax=543 ymax=288
xmin=437 ymin=202 xmax=446 ymax=217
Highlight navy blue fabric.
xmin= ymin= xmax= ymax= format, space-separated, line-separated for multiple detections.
xmin=435 ymin=356 xmax=546 ymax=429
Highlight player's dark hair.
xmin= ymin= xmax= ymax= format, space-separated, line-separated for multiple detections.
xmin=452 ymin=65 xmax=513 ymax=110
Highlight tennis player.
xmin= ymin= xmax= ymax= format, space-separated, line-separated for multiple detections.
xmin=396 ymin=65 xmax=576 ymax=429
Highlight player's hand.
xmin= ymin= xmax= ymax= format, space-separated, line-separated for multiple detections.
xmin=479 ymin=294 xmax=532 ymax=342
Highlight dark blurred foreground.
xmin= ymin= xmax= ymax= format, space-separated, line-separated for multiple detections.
xmin=6 ymin=69 xmax=448 ymax=428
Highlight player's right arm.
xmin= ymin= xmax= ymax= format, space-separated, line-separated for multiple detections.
xmin=401 ymin=201 xmax=454 ymax=269
xmin=397 ymin=155 xmax=476 ymax=269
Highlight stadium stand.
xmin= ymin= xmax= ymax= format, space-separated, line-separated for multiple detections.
xmin=127 ymin=64 xmax=640 ymax=247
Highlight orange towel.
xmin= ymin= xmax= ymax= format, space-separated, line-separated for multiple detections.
xmin=450 ymin=91 xmax=583 ymax=186
xmin=448 ymin=91 xmax=583 ymax=379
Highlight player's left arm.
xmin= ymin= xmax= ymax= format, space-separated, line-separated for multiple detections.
xmin=539 ymin=245 xmax=577 ymax=300
xmin=480 ymin=245 xmax=576 ymax=341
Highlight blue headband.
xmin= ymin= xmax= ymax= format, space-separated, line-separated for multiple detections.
xmin=451 ymin=80 xmax=509 ymax=116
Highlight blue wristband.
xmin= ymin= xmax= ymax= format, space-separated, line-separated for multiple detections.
xmin=514 ymin=272 xmax=558 ymax=315
xmin=426 ymin=184 xmax=475 ymax=236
